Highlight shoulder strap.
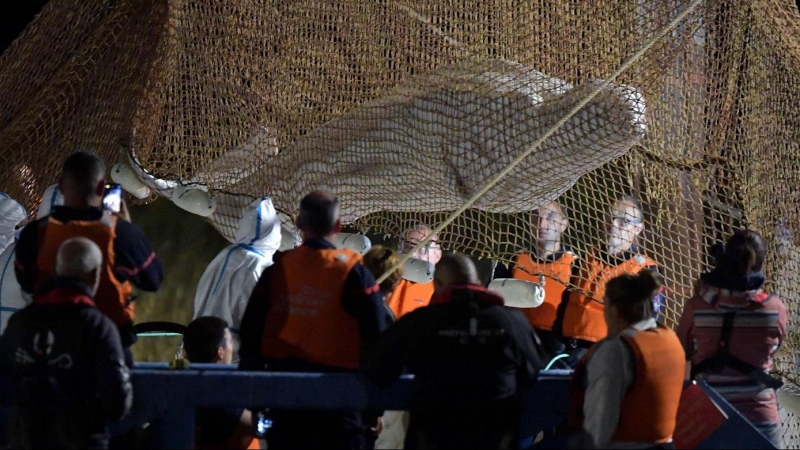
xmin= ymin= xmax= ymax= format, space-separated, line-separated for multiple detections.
xmin=692 ymin=311 xmax=783 ymax=390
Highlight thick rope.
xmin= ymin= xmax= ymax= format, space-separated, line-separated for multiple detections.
xmin=376 ymin=0 xmax=705 ymax=284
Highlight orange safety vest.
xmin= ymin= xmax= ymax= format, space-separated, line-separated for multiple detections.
xmin=570 ymin=324 xmax=685 ymax=444
xmin=36 ymin=215 xmax=134 ymax=327
xmin=261 ymin=245 xmax=363 ymax=370
xmin=511 ymin=251 xmax=575 ymax=331
xmin=386 ymin=278 xmax=435 ymax=319
xmin=562 ymin=248 xmax=656 ymax=342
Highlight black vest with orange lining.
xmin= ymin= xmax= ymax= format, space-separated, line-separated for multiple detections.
xmin=562 ymin=248 xmax=657 ymax=342
xmin=261 ymin=245 xmax=363 ymax=370
xmin=35 ymin=215 xmax=134 ymax=327
xmin=511 ymin=251 xmax=575 ymax=331
xmin=570 ymin=324 xmax=685 ymax=444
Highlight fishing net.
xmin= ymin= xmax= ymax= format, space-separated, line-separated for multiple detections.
xmin=0 ymin=0 xmax=799 ymax=445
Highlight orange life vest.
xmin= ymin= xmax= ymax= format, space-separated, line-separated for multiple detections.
xmin=511 ymin=251 xmax=575 ymax=331
xmin=570 ymin=324 xmax=685 ymax=444
xmin=35 ymin=215 xmax=134 ymax=327
xmin=562 ymin=248 xmax=657 ymax=342
xmin=386 ymin=278 xmax=435 ymax=319
xmin=261 ymin=245 xmax=363 ymax=370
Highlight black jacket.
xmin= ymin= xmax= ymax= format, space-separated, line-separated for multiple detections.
xmin=363 ymin=284 xmax=545 ymax=415
xmin=0 ymin=278 xmax=133 ymax=449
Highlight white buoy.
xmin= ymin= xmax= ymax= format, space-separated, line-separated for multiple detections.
xmin=172 ymin=185 xmax=216 ymax=217
xmin=110 ymin=163 xmax=151 ymax=199
xmin=777 ymin=382 xmax=800 ymax=415
xmin=402 ymin=257 xmax=435 ymax=284
xmin=335 ymin=233 xmax=371 ymax=254
xmin=488 ymin=278 xmax=545 ymax=309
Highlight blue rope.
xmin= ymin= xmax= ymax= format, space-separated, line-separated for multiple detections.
xmin=544 ymin=354 xmax=570 ymax=371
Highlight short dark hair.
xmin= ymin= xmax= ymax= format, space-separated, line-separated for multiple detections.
xmin=61 ymin=151 xmax=106 ymax=198
xmin=605 ymin=270 xmax=663 ymax=323
xmin=298 ymin=191 xmax=340 ymax=236
xmin=183 ymin=316 xmax=228 ymax=363
xmin=719 ymin=229 xmax=767 ymax=276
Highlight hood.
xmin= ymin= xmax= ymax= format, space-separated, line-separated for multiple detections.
xmin=234 ymin=197 xmax=282 ymax=254
xmin=0 ymin=194 xmax=27 ymax=252
xmin=695 ymin=277 xmax=771 ymax=308
xmin=36 ymin=184 xmax=64 ymax=219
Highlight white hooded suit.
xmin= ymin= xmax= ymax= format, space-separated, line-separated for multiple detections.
xmin=0 ymin=185 xmax=62 ymax=332
xmin=193 ymin=197 xmax=282 ymax=356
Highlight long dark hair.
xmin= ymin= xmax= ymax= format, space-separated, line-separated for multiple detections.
xmin=717 ymin=229 xmax=766 ymax=277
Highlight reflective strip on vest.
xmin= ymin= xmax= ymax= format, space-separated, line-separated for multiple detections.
xmin=570 ymin=325 xmax=685 ymax=444
xmin=386 ymin=278 xmax=435 ymax=319
xmin=511 ymin=251 xmax=575 ymax=331
xmin=36 ymin=216 xmax=134 ymax=326
xmin=261 ymin=246 xmax=362 ymax=370
xmin=562 ymin=249 xmax=656 ymax=342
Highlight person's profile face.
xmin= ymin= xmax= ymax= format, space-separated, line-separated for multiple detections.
xmin=220 ymin=329 xmax=234 ymax=365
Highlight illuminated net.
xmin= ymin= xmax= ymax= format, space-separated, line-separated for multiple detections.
xmin=1 ymin=0 xmax=799 ymax=445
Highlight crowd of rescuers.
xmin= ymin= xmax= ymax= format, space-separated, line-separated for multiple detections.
xmin=0 ymin=150 xmax=787 ymax=450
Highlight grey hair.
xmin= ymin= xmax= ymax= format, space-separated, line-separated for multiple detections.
xmin=56 ymin=237 xmax=103 ymax=278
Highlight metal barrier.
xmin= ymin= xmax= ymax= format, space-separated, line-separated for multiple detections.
xmin=109 ymin=366 xmax=775 ymax=449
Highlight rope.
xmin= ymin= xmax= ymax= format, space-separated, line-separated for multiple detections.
xmin=544 ymin=354 xmax=570 ymax=371
xmin=375 ymin=0 xmax=705 ymax=284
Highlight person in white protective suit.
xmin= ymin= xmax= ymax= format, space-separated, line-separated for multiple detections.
xmin=193 ymin=197 xmax=282 ymax=359
xmin=0 ymin=185 xmax=62 ymax=332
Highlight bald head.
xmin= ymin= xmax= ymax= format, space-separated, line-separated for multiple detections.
xmin=297 ymin=190 xmax=341 ymax=239
xmin=56 ymin=237 xmax=103 ymax=294
xmin=434 ymin=253 xmax=479 ymax=289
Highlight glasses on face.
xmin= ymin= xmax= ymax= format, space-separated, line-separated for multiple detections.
xmin=609 ymin=214 xmax=642 ymax=226
xmin=402 ymin=239 xmax=441 ymax=256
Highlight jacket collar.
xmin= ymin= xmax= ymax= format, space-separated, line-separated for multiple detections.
xmin=50 ymin=206 xmax=104 ymax=222
xmin=302 ymin=237 xmax=337 ymax=250
xmin=429 ymin=284 xmax=505 ymax=306
xmin=34 ymin=277 xmax=96 ymax=308
xmin=700 ymin=268 xmax=765 ymax=293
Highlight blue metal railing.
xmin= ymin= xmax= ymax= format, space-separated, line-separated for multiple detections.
xmin=108 ymin=366 xmax=775 ymax=449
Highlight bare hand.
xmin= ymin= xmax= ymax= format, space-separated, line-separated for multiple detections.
xmin=371 ymin=416 xmax=384 ymax=436
xmin=117 ymin=198 xmax=132 ymax=222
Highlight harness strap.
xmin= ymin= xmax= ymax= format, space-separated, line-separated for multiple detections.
xmin=692 ymin=311 xmax=783 ymax=390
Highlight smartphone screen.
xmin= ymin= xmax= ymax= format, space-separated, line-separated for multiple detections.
xmin=103 ymin=183 xmax=122 ymax=214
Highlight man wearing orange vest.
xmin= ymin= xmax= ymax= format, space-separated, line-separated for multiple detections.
xmin=570 ymin=271 xmax=683 ymax=449
xmin=14 ymin=151 xmax=163 ymax=366
xmin=493 ymin=201 xmax=576 ymax=355
xmin=557 ymin=196 xmax=662 ymax=363
xmin=238 ymin=190 xmax=392 ymax=450
xmin=385 ymin=223 xmax=442 ymax=318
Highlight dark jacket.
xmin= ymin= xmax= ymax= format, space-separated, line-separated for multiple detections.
xmin=363 ymin=284 xmax=545 ymax=415
xmin=0 ymin=278 xmax=133 ymax=449
xmin=14 ymin=206 xmax=163 ymax=346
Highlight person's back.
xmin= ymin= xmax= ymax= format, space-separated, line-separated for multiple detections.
xmin=15 ymin=152 xmax=163 ymax=359
xmin=194 ymin=197 xmax=282 ymax=359
xmin=0 ymin=238 xmax=132 ymax=449
xmin=364 ymin=254 xmax=545 ymax=449
xmin=238 ymin=191 xmax=391 ymax=449
xmin=677 ymin=230 xmax=786 ymax=445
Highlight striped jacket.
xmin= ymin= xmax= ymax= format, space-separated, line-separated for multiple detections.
xmin=676 ymin=281 xmax=787 ymax=427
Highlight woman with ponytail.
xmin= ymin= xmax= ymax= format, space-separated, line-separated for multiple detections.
xmin=676 ymin=229 xmax=787 ymax=446
xmin=570 ymin=270 xmax=685 ymax=449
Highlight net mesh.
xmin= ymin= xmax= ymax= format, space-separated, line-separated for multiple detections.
xmin=1 ymin=0 xmax=799 ymax=445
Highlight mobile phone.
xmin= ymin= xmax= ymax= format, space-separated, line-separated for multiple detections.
xmin=103 ymin=183 xmax=123 ymax=214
